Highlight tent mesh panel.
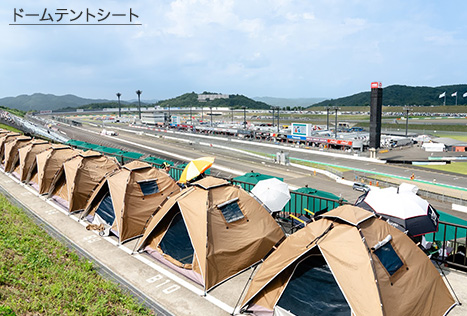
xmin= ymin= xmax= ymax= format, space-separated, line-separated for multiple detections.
xmin=159 ymin=212 xmax=194 ymax=265
xmin=95 ymin=193 xmax=115 ymax=225
xmin=277 ymin=255 xmax=351 ymax=316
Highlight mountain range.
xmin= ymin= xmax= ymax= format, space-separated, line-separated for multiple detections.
xmin=2 ymin=84 xmax=466 ymax=112
xmin=0 ymin=93 xmax=150 ymax=111
xmin=312 ymin=84 xmax=467 ymax=107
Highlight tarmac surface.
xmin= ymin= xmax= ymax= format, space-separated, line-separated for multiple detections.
xmin=56 ymin=121 xmax=467 ymax=219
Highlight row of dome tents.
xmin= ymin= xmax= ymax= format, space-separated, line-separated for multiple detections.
xmin=0 ymin=130 xmax=287 ymax=293
xmin=0 ymin=129 xmax=458 ymax=315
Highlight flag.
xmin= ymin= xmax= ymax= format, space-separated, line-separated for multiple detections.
xmin=451 ymin=92 xmax=457 ymax=97
xmin=439 ymin=92 xmax=446 ymax=98
xmin=463 ymin=92 xmax=467 ymax=98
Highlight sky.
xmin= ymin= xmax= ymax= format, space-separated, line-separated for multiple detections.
xmin=1 ymin=0 xmax=467 ymax=102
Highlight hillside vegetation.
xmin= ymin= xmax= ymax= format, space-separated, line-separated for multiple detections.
xmin=312 ymin=84 xmax=467 ymax=108
xmin=0 ymin=93 xmax=112 ymax=111
xmin=154 ymin=92 xmax=270 ymax=109
xmin=0 ymin=194 xmax=154 ymax=315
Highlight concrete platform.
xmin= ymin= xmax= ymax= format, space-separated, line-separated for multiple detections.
xmin=1 ymin=170 xmax=466 ymax=315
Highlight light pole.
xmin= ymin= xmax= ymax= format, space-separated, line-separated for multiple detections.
xmin=403 ymin=106 xmax=410 ymax=136
xmin=209 ymin=106 xmax=213 ymax=127
xmin=231 ymin=107 xmax=234 ymax=124
xmin=272 ymin=107 xmax=275 ymax=127
xmin=334 ymin=106 xmax=339 ymax=139
xmin=276 ymin=107 xmax=280 ymax=133
xmin=135 ymin=90 xmax=142 ymax=120
xmin=190 ymin=104 xmax=193 ymax=127
xmin=116 ymin=92 xmax=121 ymax=118
xmin=242 ymin=106 xmax=246 ymax=129
xmin=168 ymin=104 xmax=171 ymax=126
xmin=326 ymin=106 xmax=331 ymax=131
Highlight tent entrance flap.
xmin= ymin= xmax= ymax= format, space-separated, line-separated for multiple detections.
xmin=95 ymin=193 xmax=115 ymax=225
xmin=276 ymin=255 xmax=351 ymax=316
xmin=159 ymin=212 xmax=194 ymax=265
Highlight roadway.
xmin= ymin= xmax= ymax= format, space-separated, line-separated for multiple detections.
xmin=53 ymin=119 xmax=467 ymax=219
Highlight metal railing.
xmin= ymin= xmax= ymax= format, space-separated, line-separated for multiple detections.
xmin=230 ymin=179 xmax=349 ymax=216
xmin=429 ymin=221 xmax=467 ymax=271
xmin=68 ymin=140 xmax=467 ymax=272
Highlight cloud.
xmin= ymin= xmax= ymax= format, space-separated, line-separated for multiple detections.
xmin=1 ymin=0 xmax=467 ymax=100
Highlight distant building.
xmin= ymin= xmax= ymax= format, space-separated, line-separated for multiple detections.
xmin=197 ymin=94 xmax=229 ymax=102
xmin=141 ymin=112 xmax=168 ymax=125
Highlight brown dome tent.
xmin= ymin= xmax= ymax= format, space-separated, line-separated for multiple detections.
xmin=3 ymin=135 xmax=31 ymax=173
xmin=26 ymin=144 xmax=79 ymax=193
xmin=0 ymin=132 xmax=21 ymax=168
xmin=240 ymin=205 xmax=456 ymax=316
xmin=48 ymin=151 xmax=120 ymax=212
xmin=15 ymin=140 xmax=51 ymax=181
xmin=82 ymin=160 xmax=180 ymax=243
xmin=137 ymin=176 xmax=285 ymax=292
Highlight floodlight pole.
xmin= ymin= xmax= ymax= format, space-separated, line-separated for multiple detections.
xmin=168 ymin=105 xmax=171 ymax=126
xmin=242 ymin=106 xmax=246 ymax=129
xmin=277 ymin=107 xmax=280 ymax=133
xmin=209 ymin=106 xmax=213 ymax=127
xmin=116 ymin=92 xmax=122 ymax=118
xmin=334 ymin=106 xmax=339 ymax=138
xmin=326 ymin=106 xmax=330 ymax=131
xmin=272 ymin=107 xmax=275 ymax=127
xmin=136 ymin=90 xmax=142 ymax=120
xmin=403 ymin=106 xmax=410 ymax=136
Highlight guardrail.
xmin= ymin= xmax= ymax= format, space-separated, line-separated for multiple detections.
xmin=429 ymin=221 xmax=467 ymax=271
xmin=354 ymin=172 xmax=467 ymax=207
xmin=68 ymin=139 xmax=467 ymax=272
xmin=230 ymin=179 xmax=349 ymax=216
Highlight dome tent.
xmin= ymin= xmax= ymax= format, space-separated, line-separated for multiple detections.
xmin=48 ymin=151 xmax=120 ymax=212
xmin=13 ymin=139 xmax=50 ymax=181
xmin=137 ymin=176 xmax=285 ymax=292
xmin=241 ymin=205 xmax=456 ymax=316
xmin=82 ymin=160 xmax=180 ymax=243
xmin=26 ymin=144 xmax=79 ymax=193
xmin=3 ymin=135 xmax=31 ymax=173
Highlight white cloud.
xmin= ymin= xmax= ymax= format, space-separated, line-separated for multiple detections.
xmin=1 ymin=0 xmax=467 ymax=100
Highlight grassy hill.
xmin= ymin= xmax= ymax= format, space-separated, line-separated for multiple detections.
xmin=0 ymin=92 xmax=269 ymax=111
xmin=0 ymin=93 xmax=116 ymax=111
xmin=155 ymin=92 xmax=270 ymax=109
xmin=312 ymin=84 xmax=467 ymax=108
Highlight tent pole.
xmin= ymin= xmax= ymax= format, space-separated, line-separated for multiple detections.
xmin=435 ymin=260 xmax=462 ymax=305
xmin=232 ymin=261 xmax=261 ymax=315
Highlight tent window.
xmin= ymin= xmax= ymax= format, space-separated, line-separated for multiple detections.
xmin=138 ymin=179 xmax=159 ymax=196
xmin=218 ymin=198 xmax=244 ymax=223
xmin=373 ymin=238 xmax=404 ymax=276
xmin=95 ymin=193 xmax=115 ymax=225
xmin=277 ymin=255 xmax=351 ymax=316
xmin=159 ymin=212 xmax=194 ymax=265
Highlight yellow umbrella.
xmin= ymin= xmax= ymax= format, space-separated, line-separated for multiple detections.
xmin=179 ymin=156 xmax=215 ymax=183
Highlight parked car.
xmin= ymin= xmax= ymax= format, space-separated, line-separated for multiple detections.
xmin=352 ymin=182 xmax=369 ymax=192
